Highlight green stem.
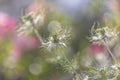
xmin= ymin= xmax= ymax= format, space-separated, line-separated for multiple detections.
xmin=33 ymin=27 xmax=44 ymax=44
xmin=31 ymin=19 xmax=44 ymax=45
xmin=57 ymin=46 xmax=82 ymax=80
xmin=102 ymin=40 xmax=117 ymax=64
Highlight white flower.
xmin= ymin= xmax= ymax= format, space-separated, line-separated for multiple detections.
xmin=59 ymin=42 xmax=66 ymax=47
xmin=111 ymin=65 xmax=118 ymax=70
xmin=34 ymin=15 xmax=44 ymax=25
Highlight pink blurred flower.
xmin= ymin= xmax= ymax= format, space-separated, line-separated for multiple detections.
xmin=89 ymin=43 xmax=106 ymax=55
xmin=9 ymin=35 xmax=40 ymax=62
xmin=27 ymin=1 xmax=46 ymax=27
xmin=0 ymin=12 xmax=18 ymax=39
xmin=109 ymin=0 xmax=120 ymax=14
xmin=87 ymin=44 xmax=109 ymax=67
xmin=14 ymin=35 xmax=40 ymax=51
xmin=28 ymin=1 xmax=47 ymax=13
xmin=10 ymin=46 xmax=22 ymax=61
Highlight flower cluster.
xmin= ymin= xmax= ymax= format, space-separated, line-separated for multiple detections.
xmin=88 ymin=23 xmax=119 ymax=43
xmin=44 ymin=20 xmax=71 ymax=51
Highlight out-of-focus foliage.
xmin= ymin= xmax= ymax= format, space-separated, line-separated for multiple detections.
xmin=1 ymin=0 xmax=120 ymax=80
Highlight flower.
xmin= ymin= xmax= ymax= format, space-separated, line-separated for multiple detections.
xmin=6 ymin=35 xmax=41 ymax=64
xmin=28 ymin=1 xmax=46 ymax=14
xmin=89 ymin=43 xmax=105 ymax=55
xmin=27 ymin=1 xmax=47 ymax=26
xmin=0 ymin=12 xmax=18 ymax=39
xmin=14 ymin=35 xmax=40 ymax=51
xmin=109 ymin=0 xmax=120 ymax=14
xmin=44 ymin=25 xmax=71 ymax=51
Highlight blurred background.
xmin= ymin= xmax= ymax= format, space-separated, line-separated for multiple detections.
xmin=0 ymin=0 xmax=120 ymax=80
